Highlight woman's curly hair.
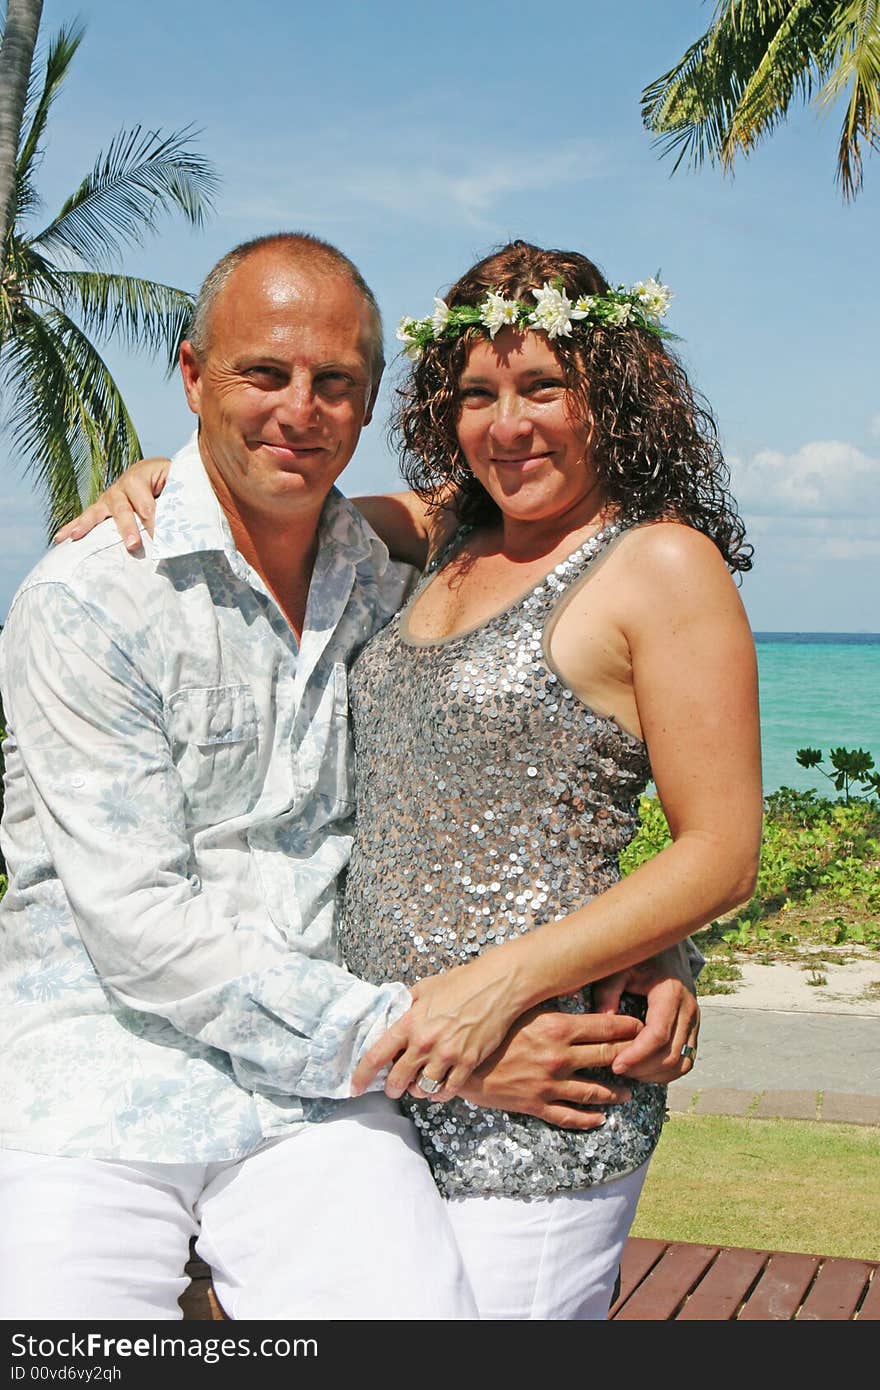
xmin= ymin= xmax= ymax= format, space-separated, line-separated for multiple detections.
xmin=392 ymin=240 xmax=752 ymax=573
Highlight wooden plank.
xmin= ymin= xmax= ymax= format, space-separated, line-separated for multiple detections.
xmin=737 ymin=1251 xmax=821 ymax=1320
xmin=206 ymin=1287 xmax=227 ymax=1320
xmin=180 ymin=1246 xmax=227 ymax=1321
xmin=676 ymin=1246 xmax=768 ymax=1321
xmin=609 ymin=1239 xmax=668 ymax=1317
xmin=855 ymin=1269 xmax=880 ymax=1320
xmin=179 ymin=1271 xmax=216 ymax=1320
xmin=612 ymin=1242 xmax=717 ymax=1320
xmin=798 ymin=1258 xmax=875 ymax=1321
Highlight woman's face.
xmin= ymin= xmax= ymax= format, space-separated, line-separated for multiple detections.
xmin=456 ymin=329 xmax=601 ymax=529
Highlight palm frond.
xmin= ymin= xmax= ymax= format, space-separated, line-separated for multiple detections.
xmin=31 ymin=123 xmax=219 ymax=268
xmin=48 ymin=270 xmax=195 ymax=373
xmin=1 ymin=24 xmax=218 ymax=531
xmin=815 ymin=0 xmax=880 ymax=198
xmin=642 ymin=27 xmax=731 ymax=173
xmin=720 ymin=1 xmax=833 ymax=164
xmin=641 ymin=0 xmax=837 ymax=172
xmin=2 ymin=303 xmax=143 ymax=533
xmin=13 ymin=165 xmax=41 ymax=223
xmin=10 ymin=232 xmax=65 ymax=299
xmin=1 ymin=231 xmax=66 ymax=351
xmin=2 ymin=308 xmax=83 ymax=525
xmin=16 ymin=23 xmax=84 ymax=185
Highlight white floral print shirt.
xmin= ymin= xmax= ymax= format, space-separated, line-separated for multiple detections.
xmin=0 ymin=435 xmax=415 ymax=1161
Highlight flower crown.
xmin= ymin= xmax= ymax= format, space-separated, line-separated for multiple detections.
xmin=396 ymin=276 xmax=674 ymax=361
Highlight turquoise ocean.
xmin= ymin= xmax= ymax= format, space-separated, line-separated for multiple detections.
xmin=754 ymin=634 xmax=880 ymax=794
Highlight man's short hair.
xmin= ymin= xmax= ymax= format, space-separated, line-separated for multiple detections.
xmin=186 ymin=232 xmax=386 ymax=385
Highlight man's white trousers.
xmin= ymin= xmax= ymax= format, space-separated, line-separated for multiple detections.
xmin=1 ymin=1095 xmax=646 ymax=1321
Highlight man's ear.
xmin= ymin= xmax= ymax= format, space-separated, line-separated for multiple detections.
xmin=179 ymin=341 xmax=204 ymax=416
xmin=363 ymin=367 xmax=383 ymax=427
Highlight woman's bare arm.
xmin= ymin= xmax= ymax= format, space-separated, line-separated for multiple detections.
xmin=350 ymin=491 xmax=457 ymax=568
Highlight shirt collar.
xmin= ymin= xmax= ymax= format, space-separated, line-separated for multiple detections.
xmin=318 ymin=484 xmax=391 ymax=579
xmin=151 ymin=431 xmax=391 ymax=579
xmin=151 ymin=433 xmax=232 ymax=565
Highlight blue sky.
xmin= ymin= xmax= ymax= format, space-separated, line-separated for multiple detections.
xmin=2 ymin=0 xmax=878 ymax=630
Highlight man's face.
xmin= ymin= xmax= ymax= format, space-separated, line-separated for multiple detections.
xmin=179 ymin=249 xmax=379 ymax=521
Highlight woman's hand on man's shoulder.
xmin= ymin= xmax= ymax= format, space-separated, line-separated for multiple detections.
xmin=54 ymin=457 xmax=171 ymax=549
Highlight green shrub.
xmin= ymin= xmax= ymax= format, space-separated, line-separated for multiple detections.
xmin=620 ymin=794 xmax=672 ymax=874
xmin=696 ymin=959 xmax=742 ymax=995
xmin=621 ymin=785 xmax=880 ymax=953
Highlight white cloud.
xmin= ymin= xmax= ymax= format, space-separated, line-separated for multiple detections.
xmin=222 ymin=120 xmax=605 ymax=229
xmin=731 ymin=441 xmax=880 ymax=520
xmin=344 ymin=142 xmax=603 ymax=223
xmin=745 ymin=526 xmax=880 ymax=561
xmin=745 ymin=515 xmax=880 ymax=539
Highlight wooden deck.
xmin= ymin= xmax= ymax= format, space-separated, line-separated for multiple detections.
xmin=180 ymin=1236 xmax=880 ymax=1320
xmin=609 ymin=1238 xmax=880 ymax=1320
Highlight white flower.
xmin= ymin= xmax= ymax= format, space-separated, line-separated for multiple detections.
xmin=630 ymin=278 xmax=672 ymax=318
xmin=571 ymin=295 xmax=596 ymax=320
xmin=431 ymin=298 xmax=451 ymax=339
xmin=528 ymin=282 xmax=574 ymax=339
xmin=480 ymin=291 xmax=522 ymax=338
xmin=396 ymin=315 xmax=424 ymax=360
xmin=605 ymin=301 xmax=633 ymax=327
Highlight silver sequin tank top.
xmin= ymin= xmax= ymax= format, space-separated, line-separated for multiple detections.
xmin=337 ymin=521 xmax=666 ymax=1198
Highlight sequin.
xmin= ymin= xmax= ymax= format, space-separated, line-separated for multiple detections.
xmin=338 ymin=522 xmax=666 ymax=1199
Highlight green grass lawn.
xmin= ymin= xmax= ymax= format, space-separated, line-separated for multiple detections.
xmin=631 ymin=1113 xmax=880 ymax=1261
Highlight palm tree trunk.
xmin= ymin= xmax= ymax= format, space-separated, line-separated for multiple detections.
xmin=0 ymin=0 xmax=44 ymax=252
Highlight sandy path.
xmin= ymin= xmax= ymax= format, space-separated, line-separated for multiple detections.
xmin=699 ymin=950 xmax=880 ymax=1017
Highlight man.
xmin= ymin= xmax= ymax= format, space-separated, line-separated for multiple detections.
xmin=0 ymin=233 xmax=698 ymax=1320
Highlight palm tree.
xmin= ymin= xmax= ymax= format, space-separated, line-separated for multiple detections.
xmin=641 ymin=1 xmax=880 ymax=201
xmin=0 ymin=0 xmax=44 ymax=250
xmin=0 ymin=22 xmax=218 ymax=532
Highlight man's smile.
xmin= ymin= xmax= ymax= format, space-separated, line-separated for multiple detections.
xmin=255 ymin=440 xmax=327 ymax=462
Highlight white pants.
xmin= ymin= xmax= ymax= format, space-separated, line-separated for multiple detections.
xmin=1 ymin=1097 xmax=647 ymax=1321
xmin=0 ymin=1096 xmax=477 ymax=1321
xmin=447 ymin=1164 xmax=648 ymax=1319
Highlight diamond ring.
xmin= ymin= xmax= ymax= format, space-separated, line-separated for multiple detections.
xmin=416 ymin=1072 xmax=444 ymax=1095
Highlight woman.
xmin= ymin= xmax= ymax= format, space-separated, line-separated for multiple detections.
xmin=65 ymin=240 xmax=761 ymax=1318
xmin=331 ymin=241 xmax=762 ymax=1317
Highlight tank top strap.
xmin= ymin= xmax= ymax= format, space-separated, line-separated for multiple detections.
xmin=424 ymin=523 xmax=474 ymax=576
xmin=525 ymin=516 xmax=636 ymax=621
xmin=396 ymin=524 xmax=474 ymax=615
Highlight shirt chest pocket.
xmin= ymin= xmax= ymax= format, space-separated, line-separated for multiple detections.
xmin=166 ymin=685 xmax=260 ymax=827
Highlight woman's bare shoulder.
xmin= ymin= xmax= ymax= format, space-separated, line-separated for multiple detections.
xmin=622 ymin=519 xmax=727 ymax=566
xmin=610 ymin=521 xmax=745 ymax=629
